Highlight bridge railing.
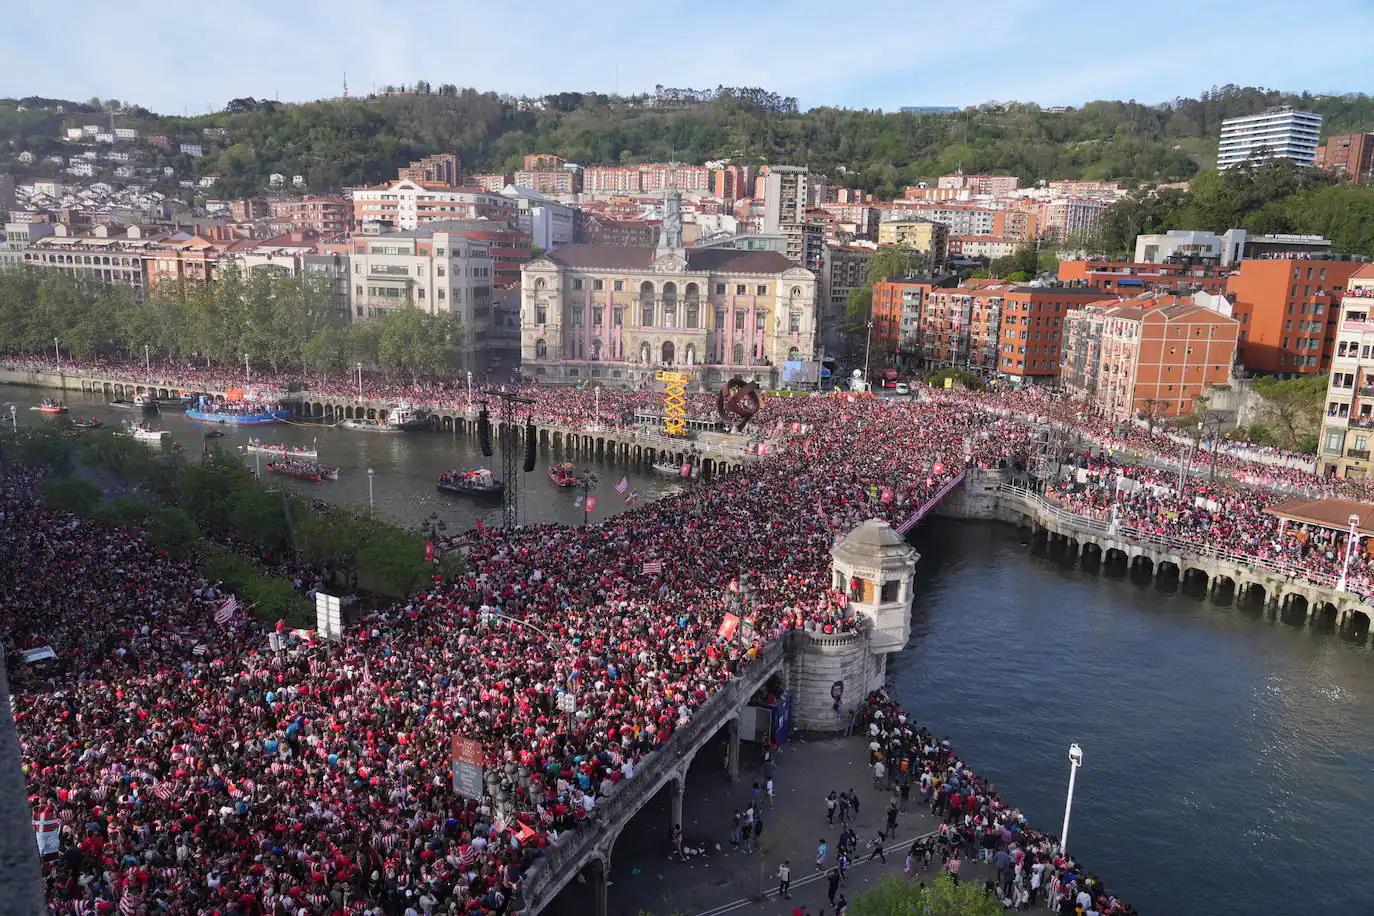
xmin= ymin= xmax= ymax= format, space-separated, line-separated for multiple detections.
xmin=895 ymin=470 xmax=968 ymax=535
xmin=997 ymin=484 xmax=1361 ymax=598
xmin=518 ymin=637 xmax=785 ymax=913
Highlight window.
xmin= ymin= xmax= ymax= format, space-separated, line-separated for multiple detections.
xmin=614 ymin=307 xmax=624 ymax=327
xmin=593 ymin=306 xmax=603 ymax=326
xmin=613 ymin=280 xmax=623 ymax=291
xmin=535 ymin=339 xmax=547 ymax=359
xmin=418 ymin=288 xmax=426 ymax=299
xmin=716 ymin=308 xmax=726 ymax=330
xmin=536 ymin=306 xmax=547 ymax=324
xmin=571 ymin=278 xmax=583 ymax=290
xmin=736 ymin=284 xmax=747 ymax=295
xmin=789 ymin=311 xmax=801 ymax=333
xmin=437 ymin=266 xmax=445 ymax=277
xmin=757 ymin=284 xmax=767 ymax=295
xmin=715 ymin=283 xmax=726 ymax=295
xmin=437 ymin=289 xmax=445 ymax=301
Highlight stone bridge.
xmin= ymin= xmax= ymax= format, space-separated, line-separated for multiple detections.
xmin=515 ymin=639 xmax=785 ymax=915
xmin=991 ymin=482 xmax=1374 ymax=637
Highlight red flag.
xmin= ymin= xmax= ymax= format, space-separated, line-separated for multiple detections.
xmin=717 ymin=613 xmax=740 ymax=639
xmin=425 ymin=540 xmax=435 ymax=563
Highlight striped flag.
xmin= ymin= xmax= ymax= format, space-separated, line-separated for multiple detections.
xmin=191 ymin=644 xmax=208 ymax=657
xmin=615 ymin=477 xmax=629 ymax=494
xmin=214 ymin=597 xmax=237 ymax=625
xmin=153 ymin=782 xmax=175 ymax=801
xmin=642 ymin=560 xmax=663 ymax=576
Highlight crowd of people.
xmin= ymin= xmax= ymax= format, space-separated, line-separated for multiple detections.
xmin=9 ymin=352 xmax=1373 ymax=913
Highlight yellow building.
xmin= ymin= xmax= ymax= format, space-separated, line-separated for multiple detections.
xmin=876 ymin=218 xmax=949 ymax=262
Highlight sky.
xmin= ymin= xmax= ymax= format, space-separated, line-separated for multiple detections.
xmin=2 ymin=0 xmax=1371 ymax=114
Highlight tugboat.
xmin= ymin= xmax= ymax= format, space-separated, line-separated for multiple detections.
xmin=265 ymin=458 xmax=339 ymax=482
xmin=548 ymin=463 xmax=579 ymax=487
xmin=32 ymin=398 xmax=68 ymax=414
xmin=386 ymin=402 xmax=429 ymax=431
xmin=437 ymin=467 xmax=504 ymax=498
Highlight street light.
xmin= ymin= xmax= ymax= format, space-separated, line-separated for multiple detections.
xmin=367 ymin=467 xmax=375 ymax=509
xmin=356 ymin=362 xmax=363 ymax=398
xmin=578 ymin=470 xmax=599 ymax=527
xmin=1338 ymin=513 xmax=1362 ymax=592
xmin=243 ymin=353 xmax=251 ymax=383
xmin=863 ymin=320 xmax=873 ymax=391
xmin=53 ymin=337 xmax=60 ymax=373
xmin=466 ymin=370 xmax=473 ymax=408
xmin=1176 ymin=420 xmax=1203 ymax=491
xmin=7 ymin=404 xmax=16 ymax=430
xmin=144 ymin=344 xmax=151 ymax=378
xmin=1061 ymin=742 xmax=1084 ymax=855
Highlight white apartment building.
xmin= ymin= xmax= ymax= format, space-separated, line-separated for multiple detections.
xmin=347 ymin=224 xmax=494 ymax=370
xmin=1319 ymin=264 xmax=1374 ymax=479
xmin=1217 ymin=107 xmax=1322 ymax=170
xmin=500 ymin=185 xmax=574 ymax=250
xmin=352 ymin=178 xmax=516 ymax=231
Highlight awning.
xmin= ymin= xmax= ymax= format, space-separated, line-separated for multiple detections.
xmin=1265 ymin=497 xmax=1374 ymax=535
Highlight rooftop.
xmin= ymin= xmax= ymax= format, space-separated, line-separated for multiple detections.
xmin=543 ymin=244 xmax=798 ymax=274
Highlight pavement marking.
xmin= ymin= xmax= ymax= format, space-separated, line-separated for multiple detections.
xmin=691 ymin=828 xmax=941 ymax=916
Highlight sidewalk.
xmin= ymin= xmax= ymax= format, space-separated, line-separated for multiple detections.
xmin=600 ymin=732 xmax=1002 ymax=915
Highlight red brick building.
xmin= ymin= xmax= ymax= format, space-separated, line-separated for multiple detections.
xmin=1058 ymin=259 xmax=1234 ymax=294
xmin=1225 ymin=258 xmax=1365 ymax=374
xmin=1315 ymin=133 xmax=1374 ymax=183
xmin=269 ymin=196 xmax=351 ymax=235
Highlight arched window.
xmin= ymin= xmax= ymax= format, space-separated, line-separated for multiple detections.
xmin=592 ymin=338 xmax=604 ymax=360
xmin=662 ymin=341 xmax=675 ymax=365
xmin=684 ymin=282 xmax=699 ymax=328
xmin=788 ymin=346 xmax=800 ymax=360
xmin=732 ymin=343 xmax=745 ymax=365
xmin=640 ymin=341 xmax=652 ymax=363
xmin=663 ymin=282 xmax=677 ymax=329
xmin=534 ymin=338 xmax=548 ymax=359
xmin=640 ymin=281 xmax=654 ymax=326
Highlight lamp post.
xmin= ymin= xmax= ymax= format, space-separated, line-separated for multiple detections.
xmin=367 ymin=467 xmax=375 ymax=509
xmin=579 ymin=470 xmax=599 ymax=527
xmin=356 ymin=363 xmax=363 ymax=399
xmin=863 ymin=320 xmax=873 ymax=392
xmin=1176 ymin=420 xmax=1203 ymax=491
xmin=466 ymin=370 xmax=473 ymax=408
xmin=144 ymin=344 xmax=151 ymax=378
xmin=1061 ymin=742 xmax=1084 ymax=855
xmin=422 ymin=512 xmax=447 ymax=565
xmin=243 ymin=353 xmax=251 ymax=384
xmin=53 ymin=337 xmax=60 ymax=373
xmin=7 ymin=404 xmax=15 ymax=430
xmin=1337 ymin=513 xmax=1362 ymax=592
xmin=1107 ymin=474 xmax=1121 ymax=533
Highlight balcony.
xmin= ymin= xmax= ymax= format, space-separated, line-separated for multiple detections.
xmin=1351 ymin=416 xmax=1374 ymax=431
xmin=1341 ymin=318 xmax=1370 ymax=331
xmin=1348 ymin=448 xmax=1371 ymax=461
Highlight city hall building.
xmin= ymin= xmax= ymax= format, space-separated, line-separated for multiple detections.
xmin=519 ymin=191 xmax=817 ymax=388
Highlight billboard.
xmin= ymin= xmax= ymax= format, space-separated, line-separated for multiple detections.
xmin=451 ymin=736 xmax=485 ymax=799
xmin=782 ymin=360 xmax=821 ymax=384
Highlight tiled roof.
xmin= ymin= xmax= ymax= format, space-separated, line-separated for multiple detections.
xmin=544 ymin=244 xmax=798 ymax=275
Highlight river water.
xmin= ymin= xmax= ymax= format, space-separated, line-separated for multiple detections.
xmin=895 ymin=518 xmax=1374 ymax=916
xmin=0 ymin=382 xmax=682 ymax=530
xmin=9 ymin=381 xmax=1374 ymax=914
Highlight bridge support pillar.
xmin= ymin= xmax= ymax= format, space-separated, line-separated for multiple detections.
xmin=590 ymin=858 xmax=608 ymax=916
xmin=726 ymin=715 xmax=741 ymax=782
xmin=670 ymin=777 xmax=685 ymax=832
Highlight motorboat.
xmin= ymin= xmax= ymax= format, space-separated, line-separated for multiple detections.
xmin=651 ymin=457 xmax=688 ymax=476
xmin=204 ymin=429 xmax=226 ymax=439
xmin=266 ymin=459 xmax=339 ymax=482
xmin=385 ymin=401 xmax=429 ymax=431
xmin=123 ymin=422 xmax=169 ymax=443
xmin=109 ymin=396 xmax=158 ymax=413
xmin=437 ymin=467 xmax=504 ymax=497
xmin=244 ymin=438 xmax=318 ymax=460
xmin=71 ymin=418 xmax=103 ymax=430
xmin=548 ymin=463 xmax=579 ymax=487
xmin=33 ymin=398 xmax=67 ymax=414
xmin=340 ymin=418 xmax=398 ymax=433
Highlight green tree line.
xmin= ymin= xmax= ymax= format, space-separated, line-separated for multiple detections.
xmin=0 ymin=265 xmax=466 ymax=381
xmin=4 ymin=84 xmax=1373 ymax=198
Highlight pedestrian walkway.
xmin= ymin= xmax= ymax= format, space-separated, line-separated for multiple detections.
xmin=599 ymin=734 xmax=1002 ymax=915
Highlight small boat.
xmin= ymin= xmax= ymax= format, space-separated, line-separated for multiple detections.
xmin=548 ymin=463 xmax=579 ymax=487
xmin=244 ymin=438 xmax=318 ymax=460
xmin=204 ymin=429 xmax=226 ymax=439
xmin=133 ymin=394 xmax=160 ymax=412
xmin=651 ymin=458 xmax=687 ymax=476
xmin=71 ymin=418 xmax=103 ymax=430
xmin=123 ymin=422 xmax=169 ymax=443
xmin=340 ymin=418 xmax=399 ymax=433
xmin=386 ymin=402 xmax=430 ymax=432
xmin=266 ymin=459 xmax=339 ymax=482
xmin=437 ymin=467 xmax=504 ymax=497
xmin=33 ymin=399 xmax=67 ymax=414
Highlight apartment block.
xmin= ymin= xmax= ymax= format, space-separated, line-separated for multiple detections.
xmin=1060 ymin=296 xmax=1239 ymax=420
xmin=513 ymin=169 xmax=579 ymax=195
xmin=469 ymin=173 xmax=513 ymax=192
xmin=1058 ymin=259 xmax=1234 ymax=295
xmin=351 ymin=179 xmax=516 ymax=231
xmin=936 ymin=173 xmax=1019 ymax=196
xmin=1315 ymin=132 xmax=1374 ymax=183
xmin=347 ymin=224 xmax=493 ymax=369
xmin=761 ymin=165 xmax=808 ymax=233
xmin=1217 ymin=107 xmax=1322 ymax=169
xmin=522 ymin=153 xmax=566 ymax=171
xmin=1038 ymin=198 xmax=1109 ymax=244
xmin=876 ymin=218 xmax=948 ymax=264
xmin=872 ymin=278 xmax=943 ymax=367
xmin=713 ymin=165 xmax=756 ymax=202
xmin=820 ymin=243 xmax=873 ymax=318
xmin=397 ymin=152 xmax=461 ymax=186
xmin=269 ymin=196 xmax=351 ymax=235
xmin=1225 ymin=258 xmax=1364 ymax=374
xmin=1318 ymin=265 xmax=1374 ymax=478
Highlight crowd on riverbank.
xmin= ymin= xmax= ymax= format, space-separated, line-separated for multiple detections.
xmin=1043 ymin=451 xmax=1374 ymax=599
xmin=8 ymin=388 xmax=1047 ymax=914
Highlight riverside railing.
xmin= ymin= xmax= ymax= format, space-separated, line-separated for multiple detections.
xmin=996 ymin=484 xmax=1366 ymax=599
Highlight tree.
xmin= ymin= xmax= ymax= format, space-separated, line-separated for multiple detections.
xmin=376 ymin=309 xmax=465 ymax=383
xmin=866 ymin=246 xmax=927 ymax=285
xmin=850 ymin=874 xmax=1001 ymax=916
xmin=38 ymin=477 xmax=100 ymax=516
xmin=845 ymin=285 xmax=873 ymax=333
xmin=1251 ymin=374 xmax=1326 ymax=453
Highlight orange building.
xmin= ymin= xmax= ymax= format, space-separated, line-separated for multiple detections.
xmin=1059 ymin=259 xmax=1233 ymax=294
xmin=872 ymin=279 xmax=941 ymax=366
xmin=1061 ymin=296 xmax=1239 ymax=419
xmin=1225 ymin=258 xmax=1364 ymax=374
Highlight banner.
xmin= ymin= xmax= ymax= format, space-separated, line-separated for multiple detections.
xmin=717 ymin=613 xmax=740 ymax=639
xmin=425 ymin=540 xmax=435 ymax=563
xmin=20 ymin=646 xmax=55 ymax=664
xmin=451 ymin=736 xmax=485 ymax=800
xmin=585 ymin=495 xmax=598 ymax=513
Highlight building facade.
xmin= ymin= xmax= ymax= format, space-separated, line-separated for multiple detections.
xmin=1058 ymin=259 xmax=1234 ymax=295
xmin=347 ymin=226 xmax=493 ymax=369
xmin=512 ymin=169 xmax=579 ymax=195
xmin=397 ymin=152 xmax=461 ymax=186
xmin=1315 ymin=133 xmax=1374 ymax=183
xmin=1217 ymin=107 xmax=1322 ymax=170
xmin=761 ymin=165 xmax=808 ymax=233
xmin=1318 ymin=265 xmax=1374 ymax=478
xmin=1061 ymin=297 xmax=1239 ymax=420
xmin=351 ymin=179 xmax=516 ymax=231
xmin=821 ymin=244 xmax=873 ymax=319
xmin=872 ymin=279 xmax=940 ymax=368
xmin=936 ymin=173 xmax=1019 ymax=196
xmin=1225 ymin=258 xmax=1364 ymax=374
xmin=876 ymin=219 xmax=948 ymax=263
xmin=269 ymin=196 xmax=351 ymax=235
xmin=519 ymin=192 xmax=816 ymax=388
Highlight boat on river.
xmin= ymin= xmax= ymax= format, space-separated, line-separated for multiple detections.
xmin=108 ymin=396 xmax=157 ymax=413
xmin=341 ymin=402 xmax=428 ymax=433
xmin=265 ymin=458 xmax=338 ymax=482
xmin=122 ymin=422 xmax=169 ymax=443
xmin=548 ymin=463 xmax=579 ymax=487
xmin=244 ymin=438 xmax=318 ymax=460
xmin=651 ymin=457 xmax=692 ymax=477
xmin=437 ymin=467 xmax=504 ymax=497
xmin=71 ymin=418 xmax=103 ymax=430
xmin=32 ymin=398 xmax=67 ymax=414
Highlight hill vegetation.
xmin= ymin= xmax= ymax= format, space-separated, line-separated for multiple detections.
xmin=3 ymin=85 xmax=1373 ymax=199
